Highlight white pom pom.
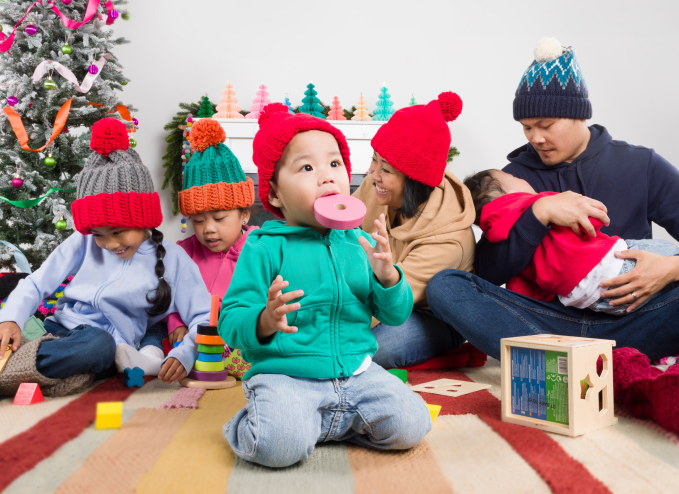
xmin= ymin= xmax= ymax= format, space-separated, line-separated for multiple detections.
xmin=534 ymin=37 xmax=563 ymax=63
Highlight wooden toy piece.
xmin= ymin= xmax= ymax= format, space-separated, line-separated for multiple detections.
xmin=0 ymin=345 xmax=12 ymax=374
xmin=197 ymin=352 xmax=223 ymax=363
xmin=188 ymin=369 xmax=230 ymax=381
xmin=209 ymin=295 xmax=220 ymax=326
xmin=161 ymin=338 xmax=171 ymax=356
xmin=410 ymin=379 xmax=490 ymax=398
xmin=95 ymin=401 xmax=123 ymax=430
xmin=180 ymin=375 xmax=237 ymax=390
xmin=198 ymin=344 xmax=224 ymax=354
xmin=123 ymin=367 xmax=145 ymax=388
xmin=387 ymin=368 xmax=407 ymax=383
xmin=197 ymin=325 xmax=219 ymax=336
xmin=500 ymin=334 xmax=617 ymax=437
xmin=194 ymin=360 xmax=226 ymax=372
xmin=314 ymin=194 xmax=367 ymax=230
xmin=195 ymin=334 xmax=224 ymax=345
xmin=426 ymin=403 xmax=442 ymax=424
xmin=13 ymin=383 xmax=44 ymax=405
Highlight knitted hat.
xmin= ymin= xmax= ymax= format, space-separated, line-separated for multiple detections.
xmin=252 ymin=103 xmax=352 ymax=218
xmin=513 ymin=37 xmax=591 ymax=121
xmin=179 ymin=119 xmax=254 ymax=216
xmin=71 ymin=118 xmax=163 ymax=235
xmin=371 ymin=91 xmax=462 ymax=187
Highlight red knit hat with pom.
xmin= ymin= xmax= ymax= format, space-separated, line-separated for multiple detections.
xmin=371 ymin=91 xmax=462 ymax=187
xmin=253 ymin=103 xmax=352 ymax=218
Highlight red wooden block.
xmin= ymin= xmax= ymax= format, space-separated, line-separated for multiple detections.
xmin=162 ymin=338 xmax=171 ymax=356
xmin=13 ymin=383 xmax=44 ymax=405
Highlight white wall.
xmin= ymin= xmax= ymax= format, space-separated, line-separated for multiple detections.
xmin=112 ymin=0 xmax=679 ymax=244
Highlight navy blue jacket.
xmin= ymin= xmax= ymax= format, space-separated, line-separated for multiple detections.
xmin=475 ymin=125 xmax=679 ymax=285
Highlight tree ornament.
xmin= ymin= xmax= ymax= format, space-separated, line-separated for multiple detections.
xmin=409 ymin=94 xmax=417 ymax=106
xmin=55 ymin=217 xmax=67 ymax=231
xmin=283 ymin=93 xmax=294 ymax=114
xmin=121 ymin=80 xmax=128 ymax=86
xmin=44 ymin=155 xmax=56 ymax=167
xmin=108 ymin=9 xmax=119 ymax=21
xmin=351 ymin=94 xmax=372 ymax=121
xmin=6 ymin=95 xmax=18 ymax=106
xmin=24 ymin=25 xmax=37 ymax=36
xmin=121 ymin=12 xmax=131 ymax=20
xmin=180 ymin=217 xmax=187 ymax=234
xmin=299 ymin=82 xmax=324 ymax=118
xmin=245 ymin=84 xmax=271 ymax=119
xmin=373 ymin=84 xmax=395 ymax=121
xmin=61 ymin=0 xmax=73 ymax=4
xmin=61 ymin=43 xmax=72 ymax=55
xmin=11 ymin=168 xmax=23 ymax=188
xmin=132 ymin=116 xmax=139 ymax=126
xmin=214 ymin=83 xmax=244 ymax=119
xmin=197 ymin=95 xmax=214 ymax=118
xmin=88 ymin=64 xmax=99 ymax=75
xmin=44 ymin=77 xmax=56 ymax=90
xmin=129 ymin=137 xmax=137 ymax=148
xmin=327 ymin=96 xmax=347 ymax=121
xmin=0 ymin=25 xmax=4 ymax=33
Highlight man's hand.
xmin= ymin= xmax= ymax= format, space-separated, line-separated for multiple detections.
xmin=256 ymin=276 xmax=303 ymax=341
xmin=159 ymin=357 xmax=186 ymax=383
xmin=532 ymin=191 xmax=610 ymax=237
xmin=168 ymin=325 xmax=188 ymax=346
xmin=358 ymin=213 xmax=400 ymax=288
xmin=0 ymin=322 xmax=21 ymax=359
xmin=600 ymin=251 xmax=679 ymax=312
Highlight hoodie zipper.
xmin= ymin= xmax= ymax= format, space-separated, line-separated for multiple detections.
xmin=322 ymin=233 xmax=346 ymax=377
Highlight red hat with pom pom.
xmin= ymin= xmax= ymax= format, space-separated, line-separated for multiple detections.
xmin=71 ymin=118 xmax=162 ymax=234
xmin=253 ymin=103 xmax=351 ymax=218
xmin=371 ymin=91 xmax=462 ymax=187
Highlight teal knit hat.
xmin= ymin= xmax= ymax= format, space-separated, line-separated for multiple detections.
xmin=179 ymin=119 xmax=254 ymax=215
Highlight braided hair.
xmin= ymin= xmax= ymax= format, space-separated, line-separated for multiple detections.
xmin=146 ymin=228 xmax=172 ymax=316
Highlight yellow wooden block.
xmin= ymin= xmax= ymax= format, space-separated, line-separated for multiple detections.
xmin=426 ymin=403 xmax=441 ymax=424
xmin=95 ymin=401 xmax=123 ymax=430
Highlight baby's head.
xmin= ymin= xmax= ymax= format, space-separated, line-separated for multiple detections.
xmin=253 ymin=104 xmax=352 ymax=231
xmin=464 ymin=170 xmax=535 ymax=226
xmin=179 ymin=119 xmax=255 ymax=252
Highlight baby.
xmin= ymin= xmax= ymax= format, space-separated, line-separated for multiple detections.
xmin=465 ymin=169 xmax=679 ymax=314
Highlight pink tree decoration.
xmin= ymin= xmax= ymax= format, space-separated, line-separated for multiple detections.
xmin=214 ymin=82 xmax=244 ymax=119
xmin=245 ymin=84 xmax=271 ymax=120
xmin=326 ymin=96 xmax=347 ymax=121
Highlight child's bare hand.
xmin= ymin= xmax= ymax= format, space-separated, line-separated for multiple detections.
xmin=0 ymin=322 xmax=21 ymax=359
xmin=168 ymin=325 xmax=188 ymax=346
xmin=159 ymin=357 xmax=186 ymax=383
xmin=256 ymin=275 xmax=303 ymax=340
xmin=358 ymin=213 xmax=400 ymax=288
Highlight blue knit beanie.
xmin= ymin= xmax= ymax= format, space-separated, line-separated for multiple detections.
xmin=513 ymin=38 xmax=591 ymax=121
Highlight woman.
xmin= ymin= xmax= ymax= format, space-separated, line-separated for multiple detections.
xmin=353 ymin=91 xmax=476 ymax=368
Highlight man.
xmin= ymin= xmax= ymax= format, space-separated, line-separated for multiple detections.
xmin=427 ymin=38 xmax=679 ymax=361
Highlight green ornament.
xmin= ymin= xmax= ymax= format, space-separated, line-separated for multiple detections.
xmin=129 ymin=137 xmax=137 ymax=148
xmin=60 ymin=44 xmax=72 ymax=55
xmin=121 ymin=80 xmax=128 ymax=86
xmin=121 ymin=12 xmax=130 ymax=20
xmin=44 ymin=77 xmax=56 ymax=90
xmin=55 ymin=219 xmax=67 ymax=231
xmin=44 ymin=156 xmax=56 ymax=167
xmin=0 ymin=25 xmax=4 ymax=33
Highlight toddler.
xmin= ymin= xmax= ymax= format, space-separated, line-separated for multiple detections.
xmin=219 ymin=104 xmax=431 ymax=468
xmin=465 ymin=169 xmax=679 ymax=314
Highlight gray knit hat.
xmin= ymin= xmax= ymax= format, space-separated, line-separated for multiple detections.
xmin=71 ymin=118 xmax=163 ymax=234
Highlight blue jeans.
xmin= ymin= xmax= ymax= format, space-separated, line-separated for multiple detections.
xmin=589 ymin=239 xmax=679 ymax=314
xmin=139 ymin=320 xmax=168 ymax=351
xmin=372 ymin=309 xmax=465 ymax=369
xmin=224 ymin=362 xmax=432 ymax=468
xmin=427 ymin=269 xmax=679 ymax=362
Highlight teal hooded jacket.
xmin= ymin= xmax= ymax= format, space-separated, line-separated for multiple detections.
xmin=218 ymin=221 xmax=413 ymax=380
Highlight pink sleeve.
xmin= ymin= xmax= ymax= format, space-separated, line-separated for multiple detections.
xmin=165 ymin=312 xmax=186 ymax=334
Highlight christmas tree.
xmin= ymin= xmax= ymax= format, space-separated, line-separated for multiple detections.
xmin=214 ymin=83 xmax=243 ymax=119
xmin=283 ymin=93 xmax=294 ymax=114
xmin=351 ymin=95 xmax=371 ymax=121
xmin=409 ymin=94 xmax=417 ymax=106
xmin=197 ymin=95 xmax=214 ymax=118
xmin=245 ymin=84 xmax=270 ymax=119
xmin=0 ymin=0 xmax=135 ymax=271
xmin=326 ymin=96 xmax=346 ymax=121
xmin=373 ymin=85 xmax=395 ymax=121
xmin=299 ymin=82 xmax=324 ymax=118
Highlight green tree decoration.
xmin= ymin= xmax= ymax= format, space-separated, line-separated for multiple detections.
xmin=409 ymin=94 xmax=417 ymax=106
xmin=447 ymin=146 xmax=460 ymax=163
xmin=373 ymin=85 xmax=395 ymax=121
xmin=197 ymin=95 xmax=214 ymax=118
xmin=299 ymin=83 xmax=324 ymax=118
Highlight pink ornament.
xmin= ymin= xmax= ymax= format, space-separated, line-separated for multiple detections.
xmin=314 ymin=194 xmax=367 ymax=230
xmin=88 ymin=64 xmax=99 ymax=75
xmin=109 ymin=9 xmax=119 ymax=19
xmin=6 ymin=96 xmax=17 ymax=106
xmin=61 ymin=0 xmax=73 ymax=4
xmin=24 ymin=25 xmax=37 ymax=36
xmin=132 ymin=117 xmax=139 ymax=126
xmin=11 ymin=177 xmax=23 ymax=188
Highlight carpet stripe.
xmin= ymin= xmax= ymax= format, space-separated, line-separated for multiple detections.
xmin=123 ymin=378 xmax=182 ymax=410
xmin=158 ymin=386 xmax=205 ymax=410
xmin=0 ymin=375 xmax=144 ymax=492
xmin=615 ymin=407 xmax=679 ymax=446
xmin=427 ymin=414 xmax=551 ymax=493
xmin=409 ymin=369 xmax=611 ymax=494
xmin=136 ymin=386 xmax=246 ymax=494
xmin=611 ymin=416 xmax=679 ymax=470
xmin=54 ymin=408 xmax=190 ymax=494
xmin=347 ymin=440 xmax=453 ymax=494
xmin=227 ymin=443 xmax=355 ymax=494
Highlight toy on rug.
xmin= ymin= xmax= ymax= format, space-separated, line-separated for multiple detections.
xmin=314 ymin=194 xmax=366 ymax=230
xmin=13 ymin=382 xmax=43 ymax=405
xmin=123 ymin=367 xmax=144 ymax=388
xmin=161 ymin=338 xmax=171 ymax=356
xmin=95 ymin=401 xmax=123 ymax=430
xmin=387 ymin=368 xmax=407 ymax=383
xmin=411 ymin=378 xmax=490 ymax=398
xmin=0 ymin=344 xmax=11 ymax=374
xmin=500 ymin=334 xmax=617 ymax=437
xmin=426 ymin=403 xmax=441 ymax=424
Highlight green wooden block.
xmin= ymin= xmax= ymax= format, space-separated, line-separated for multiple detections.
xmin=197 ymin=344 xmax=224 ymax=354
xmin=22 ymin=316 xmax=46 ymax=341
xmin=388 ymin=369 xmax=407 ymax=383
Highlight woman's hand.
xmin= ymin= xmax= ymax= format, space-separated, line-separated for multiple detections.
xmin=168 ymin=325 xmax=188 ymax=346
xmin=159 ymin=357 xmax=186 ymax=383
xmin=0 ymin=322 xmax=21 ymax=359
xmin=358 ymin=213 xmax=400 ymax=288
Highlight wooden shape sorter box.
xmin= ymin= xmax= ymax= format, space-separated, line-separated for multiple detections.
xmin=500 ymin=335 xmax=617 ymax=437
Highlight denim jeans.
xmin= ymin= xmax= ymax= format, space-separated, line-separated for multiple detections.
xmin=139 ymin=320 xmax=168 ymax=351
xmin=590 ymin=239 xmax=679 ymax=314
xmin=224 ymin=362 xmax=432 ymax=468
xmin=372 ymin=309 xmax=465 ymax=369
xmin=427 ymin=269 xmax=679 ymax=362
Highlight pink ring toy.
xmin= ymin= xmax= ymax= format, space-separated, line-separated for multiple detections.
xmin=314 ymin=194 xmax=367 ymax=230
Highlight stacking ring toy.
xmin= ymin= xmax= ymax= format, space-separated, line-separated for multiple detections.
xmin=314 ymin=194 xmax=367 ymax=230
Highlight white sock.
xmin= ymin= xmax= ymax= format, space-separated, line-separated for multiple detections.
xmin=114 ymin=344 xmax=164 ymax=376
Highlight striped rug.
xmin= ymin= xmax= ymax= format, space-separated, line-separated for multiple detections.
xmin=2 ymin=359 xmax=679 ymax=493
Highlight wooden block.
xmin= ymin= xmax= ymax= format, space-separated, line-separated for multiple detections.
xmin=95 ymin=401 xmax=123 ymax=430
xmin=410 ymin=379 xmax=490 ymax=398
xmin=197 ymin=344 xmax=224 ymax=354
xmin=180 ymin=375 xmax=237 ymax=390
xmin=0 ymin=345 xmax=12 ymax=374
xmin=161 ymin=338 xmax=171 ymax=356
xmin=387 ymin=369 xmax=407 ymax=383
xmin=500 ymin=334 xmax=617 ymax=437
xmin=194 ymin=360 xmax=225 ymax=372
xmin=13 ymin=383 xmax=44 ymax=405
xmin=197 ymin=352 xmax=223 ymax=363
xmin=123 ymin=367 xmax=144 ymax=388
xmin=426 ymin=403 xmax=441 ymax=424
xmin=195 ymin=334 xmax=224 ymax=345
